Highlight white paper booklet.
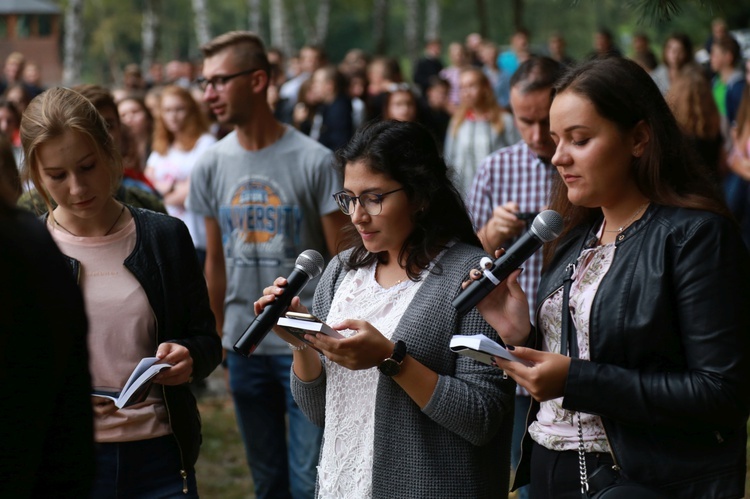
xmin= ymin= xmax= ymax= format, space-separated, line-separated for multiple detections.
xmin=450 ymin=334 xmax=532 ymax=366
xmin=92 ymin=357 xmax=172 ymax=409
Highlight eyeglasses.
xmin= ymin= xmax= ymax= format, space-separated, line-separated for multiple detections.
xmin=333 ymin=188 xmax=405 ymax=216
xmin=195 ymin=68 xmax=259 ymax=91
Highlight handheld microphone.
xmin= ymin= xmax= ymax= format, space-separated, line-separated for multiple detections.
xmin=233 ymin=250 xmax=326 ymax=357
xmin=452 ymin=210 xmax=564 ymax=316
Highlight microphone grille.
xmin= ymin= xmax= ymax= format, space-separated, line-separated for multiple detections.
xmin=295 ymin=250 xmax=325 ymax=279
xmin=531 ymin=210 xmax=564 ymax=242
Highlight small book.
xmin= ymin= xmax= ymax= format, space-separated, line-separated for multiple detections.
xmin=450 ymin=334 xmax=532 ymax=366
xmin=92 ymin=357 xmax=172 ymax=409
xmin=277 ymin=313 xmax=343 ymax=348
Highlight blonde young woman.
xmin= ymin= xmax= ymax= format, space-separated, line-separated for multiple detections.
xmin=146 ymin=85 xmax=216 ymax=265
xmin=444 ymin=67 xmax=519 ymax=196
xmin=21 ymin=87 xmax=221 ymax=498
xmin=666 ymin=67 xmax=724 ymax=182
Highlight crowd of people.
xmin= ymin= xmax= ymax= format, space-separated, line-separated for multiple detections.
xmin=1 ymin=16 xmax=750 ymax=499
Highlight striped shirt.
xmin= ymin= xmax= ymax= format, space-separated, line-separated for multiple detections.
xmin=467 ymin=140 xmax=557 ymax=319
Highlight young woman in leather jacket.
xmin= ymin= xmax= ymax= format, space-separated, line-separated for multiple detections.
xmin=471 ymin=57 xmax=750 ymax=498
xmin=20 ymin=87 xmax=221 ymax=498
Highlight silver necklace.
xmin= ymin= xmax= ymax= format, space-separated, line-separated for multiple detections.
xmin=603 ymin=202 xmax=648 ymax=233
xmin=54 ymin=204 xmax=126 ymax=237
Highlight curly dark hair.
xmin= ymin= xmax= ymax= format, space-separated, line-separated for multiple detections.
xmin=334 ymin=120 xmax=481 ymax=281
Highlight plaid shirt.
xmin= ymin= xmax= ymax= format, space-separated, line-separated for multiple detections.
xmin=467 ymin=140 xmax=557 ymax=320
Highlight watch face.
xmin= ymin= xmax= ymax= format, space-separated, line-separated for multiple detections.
xmin=378 ymin=358 xmax=401 ymax=377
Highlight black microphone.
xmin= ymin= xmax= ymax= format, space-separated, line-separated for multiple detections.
xmin=233 ymin=250 xmax=326 ymax=357
xmin=453 ymin=210 xmax=564 ymax=316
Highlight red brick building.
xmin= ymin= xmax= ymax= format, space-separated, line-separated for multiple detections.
xmin=0 ymin=0 xmax=62 ymax=86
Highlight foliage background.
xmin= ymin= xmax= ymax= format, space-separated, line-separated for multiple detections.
xmin=53 ymin=0 xmax=750 ymax=86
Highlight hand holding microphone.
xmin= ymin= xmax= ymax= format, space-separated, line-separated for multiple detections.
xmin=453 ymin=210 xmax=563 ymax=316
xmin=234 ymin=250 xmax=325 ymax=357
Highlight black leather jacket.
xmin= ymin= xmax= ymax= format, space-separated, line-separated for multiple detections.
xmin=48 ymin=206 xmax=221 ymax=471
xmin=515 ymin=204 xmax=750 ymax=498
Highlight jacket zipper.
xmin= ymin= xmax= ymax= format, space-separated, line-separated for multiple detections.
xmin=152 ymin=307 xmax=190 ymax=494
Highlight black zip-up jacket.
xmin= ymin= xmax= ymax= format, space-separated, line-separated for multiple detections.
xmin=515 ymin=204 xmax=750 ymax=498
xmin=46 ymin=206 xmax=221 ymax=471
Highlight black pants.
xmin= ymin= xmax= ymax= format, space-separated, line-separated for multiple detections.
xmin=529 ymin=441 xmax=615 ymax=499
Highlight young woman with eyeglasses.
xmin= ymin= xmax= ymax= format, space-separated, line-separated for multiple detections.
xmin=255 ymin=120 xmax=514 ymax=498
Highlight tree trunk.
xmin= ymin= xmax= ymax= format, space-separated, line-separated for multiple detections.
xmin=315 ymin=0 xmax=331 ymax=45
xmin=293 ymin=0 xmax=316 ymax=45
xmin=247 ymin=0 xmax=263 ymax=40
xmin=424 ymin=0 xmax=440 ymax=42
xmin=192 ymin=0 xmax=211 ymax=47
xmin=476 ymin=0 xmax=488 ymax=39
xmin=141 ymin=0 xmax=160 ymax=76
xmin=373 ymin=0 xmax=389 ymax=55
xmin=512 ymin=0 xmax=524 ymax=31
xmin=270 ymin=0 xmax=294 ymax=58
xmin=404 ymin=0 xmax=419 ymax=66
xmin=62 ymin=0 xmax=84 ymax=86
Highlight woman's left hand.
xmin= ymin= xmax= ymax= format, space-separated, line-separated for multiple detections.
xmin=305 ymin=319 xmax=394 ymax=371
xmin=495 ymin=347 xmax=571 ymax=401
xmin=153 ymin=342 xmax=194 ymax=385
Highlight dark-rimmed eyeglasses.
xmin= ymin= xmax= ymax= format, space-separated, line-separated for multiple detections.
xmin=195 ymin=68 xmax=259 ymax=91
xmin=333 ymin=188 xmax=405 ymax=216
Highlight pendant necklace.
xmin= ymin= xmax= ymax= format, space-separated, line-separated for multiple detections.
xmin=54 ymin=204 xmax=126 ymax=237
xmin=603 ymin=202 xmax=649 ymax=233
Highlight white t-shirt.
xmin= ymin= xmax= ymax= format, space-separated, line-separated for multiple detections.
xmin=147 ymin=133 xmax=216 ymax=249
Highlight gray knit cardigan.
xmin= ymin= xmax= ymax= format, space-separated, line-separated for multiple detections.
xmin=291 ymin=243 xmax=515 ymax=498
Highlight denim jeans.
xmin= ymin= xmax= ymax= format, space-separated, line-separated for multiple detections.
xmin=227 ymin=351 xmax=322 ymax=499
xmin=91 ymin=434 xmax=198 ymax=498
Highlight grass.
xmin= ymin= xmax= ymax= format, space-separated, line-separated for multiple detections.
xmin=194 ymin=371 xmax=254 ymax=499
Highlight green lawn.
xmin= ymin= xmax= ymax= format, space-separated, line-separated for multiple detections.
xmin=194 ymin=373 xmax=254 ymax=498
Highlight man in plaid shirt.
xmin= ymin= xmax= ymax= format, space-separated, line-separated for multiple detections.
xmin=466 ymin=56 xmax=562 ymax=499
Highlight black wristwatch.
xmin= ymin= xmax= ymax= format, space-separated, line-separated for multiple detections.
xmin=378 ymin=340 xmax=406 ymax=377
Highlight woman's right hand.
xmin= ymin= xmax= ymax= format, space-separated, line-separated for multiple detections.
xmin=463 ymin=250 xmax=532 ymax=346
xmin=254 ymin=276 xmax=311 ymax=346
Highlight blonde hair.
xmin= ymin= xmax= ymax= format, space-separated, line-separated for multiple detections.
xmin=450 ymin=67 xmax=506 ymax=136
xmin=666 ymin=68 xmax=720 ymax=140
xmin=152 ymin=85 xmax=208 ymax=155
xmin=20 ymin=87 xmax=122 ymax=214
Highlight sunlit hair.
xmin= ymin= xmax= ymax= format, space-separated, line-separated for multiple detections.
xmin=19 ymin=87 xmax=122 ymax=214
xmin=152 ymin=85 xmax=208 ymax=155
xmin=666 ymin=67 xmax=720 ymax=140
xmin=200 ymin=30 xmax=270 ymax=78
xmin=450 ymin=67 xmax=507 ymax=136
xmin=334 ymin=120 xmax=481 ymax=281
xmin=543 ymin=57 xmax=728 ymax=266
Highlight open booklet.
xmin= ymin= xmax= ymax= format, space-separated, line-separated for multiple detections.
xmin=277 ymin=313 xmax=343 ymax=351
xmin=450 ymin=334 xmax=533 ymax=366
xmin=92 ymin=357 xmax=172 ymax=409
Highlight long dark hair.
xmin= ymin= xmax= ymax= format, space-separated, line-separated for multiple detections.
xmin=335 ymin=120 xmax=481 ymax=281
xmin=544 ymin=57 xmax=728 ymax=265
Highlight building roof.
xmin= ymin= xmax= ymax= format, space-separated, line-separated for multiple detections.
xmin=0 ymin=0 xmax=61 ymax=15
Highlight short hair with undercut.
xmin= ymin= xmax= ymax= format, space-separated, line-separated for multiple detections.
xmin=200 ymin=31 xmax=270 ymax=76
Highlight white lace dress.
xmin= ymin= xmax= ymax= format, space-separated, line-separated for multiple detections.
xmin=316 ymin=261 xmax=426 ymax=499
